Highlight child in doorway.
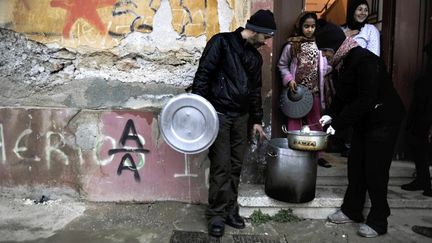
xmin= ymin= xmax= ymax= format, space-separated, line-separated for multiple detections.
xmin=278 ymin=12 xmax=331 ymax=167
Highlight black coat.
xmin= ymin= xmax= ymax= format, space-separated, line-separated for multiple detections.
xmin=406 ymin=60 xmax=432 ymax=136
xmin=327 ymin=46 xmax=405 ymax=130
xmin=192 ymin=27 xmax=263 ymax=124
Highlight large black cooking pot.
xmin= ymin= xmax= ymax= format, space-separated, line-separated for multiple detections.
xmin=265 ymin=138 xmax=318 ymax=203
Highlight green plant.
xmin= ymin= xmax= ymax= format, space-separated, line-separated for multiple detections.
xmin=250 ymin=209 xmax=272 ymax=226
xmin=272 ymin=209 xmax=302 ymax=223
xmin=250 ymin=208 xmax=303 ymax=226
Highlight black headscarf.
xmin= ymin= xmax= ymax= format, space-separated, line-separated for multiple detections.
xmin=315 ymin=19 xmax=346 ymax=53
xmin=345 ymin=0 xmax=369 ymax=30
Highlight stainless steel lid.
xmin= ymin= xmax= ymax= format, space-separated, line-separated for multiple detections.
xmin=160 ymin=93 xmax=219 ymax=154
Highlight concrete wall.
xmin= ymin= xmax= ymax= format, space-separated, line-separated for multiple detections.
xmin=0 ymin=0 xmax=274 ymax=202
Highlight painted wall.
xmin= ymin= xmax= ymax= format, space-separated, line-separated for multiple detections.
xmin=1 ymin=0 xmax=232 ymax=49
xmin=0 ymin=108 xmax=209 ymax=202
xmin=0 ymin=0 xmax=275 ymax=202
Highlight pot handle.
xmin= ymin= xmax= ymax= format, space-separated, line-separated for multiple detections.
xmin=281 ymin=125 xmax=289 ymax=134
xmin=267 ymin=150 xmax=278 ymax=158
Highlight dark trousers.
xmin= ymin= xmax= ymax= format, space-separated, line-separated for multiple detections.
xmin=341 ymin=124 xmax=400 ymax=234
xmin=408 ymin=131 xmax=432 ymax=189
xmin=206 ymin=113 xmax=248 ymax=219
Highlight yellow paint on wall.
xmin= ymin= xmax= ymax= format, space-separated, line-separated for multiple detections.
xmin=205 ymin=0 xmax=219 ymax=39
xmin=4 ymin=0 xmax=240 ymax=49
xmin=230 ymin=0 xmax=250 ymax=32
xmin=7 ymin=0 xmax=165 ymax=48
xmin=0 ymin=0 xmax=14 ymax=25
xmin=169 ymin=0 xmax=219 ymax=39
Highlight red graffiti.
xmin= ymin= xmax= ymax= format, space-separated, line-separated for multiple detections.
xmin=50 ymin=0 xmax=116 ymax=38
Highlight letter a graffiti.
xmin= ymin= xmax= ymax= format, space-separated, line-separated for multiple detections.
xmin=119 ymin=119 xmax=143 ymax=148
xmin=109 ymin=119 xmax=149 ymax=182
xmin=117 ymin=153 xmax=140 ymax=182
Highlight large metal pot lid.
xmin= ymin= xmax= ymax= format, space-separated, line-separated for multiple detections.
xmin=160 ymin=93 xmax=219 ymax=154
xmin=279 ymin=85 xmax=313 ymax=119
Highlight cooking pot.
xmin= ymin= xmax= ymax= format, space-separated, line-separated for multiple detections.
xmin=265 ymin=138 xmax=318 ymax=203
xmin=282 ymin=125 xmax=328 ymax=151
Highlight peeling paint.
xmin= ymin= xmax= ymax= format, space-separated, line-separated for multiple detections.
xmin=75 ymin=123 xmax=99 ymax=151
xmin=218 ymin=0 xmax=233 ymax=32
xmin=5 ymin=0 xmax=233 ymax=49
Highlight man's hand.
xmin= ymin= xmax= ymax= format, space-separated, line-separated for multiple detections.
xmin=319 ymin=115 xmax=332 ymax=126
xmin=252 ymin=124 xmax=268 ymax=142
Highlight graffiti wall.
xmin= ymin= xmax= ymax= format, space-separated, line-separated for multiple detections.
xmin=0 ymin=0 xmax=250 ymax=49
xmin=0 ymin=0 xmax=276 ymax=202
xmin=0 ymin=108 xmax=209 ymax=202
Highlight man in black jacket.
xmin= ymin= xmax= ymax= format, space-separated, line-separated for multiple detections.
xmin=316 ymin=20 xmax=405 ymax=238
xmin=192 ymin=9 xmax=276 ymax=237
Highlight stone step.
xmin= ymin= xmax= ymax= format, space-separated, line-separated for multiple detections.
xmin=318 ymin=154 xmax=423 ymax=177
xmin=238 ymin=183 xmax=432 ymax=219
xmin=316 ymin=176 xmax=415 ymax=186
xmin=240 ymin=151 xmax=431 ymax=219
xmin=315 ymin=159 xmax=425 ymax=186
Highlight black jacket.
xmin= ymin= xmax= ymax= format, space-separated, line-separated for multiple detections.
xmin=327 ymin=47 xmax=405 ymax=130
xmin=192 ymin=27 xmax=263 ymax=124
xmin=406 ymin=50 xmax=432 ymax=136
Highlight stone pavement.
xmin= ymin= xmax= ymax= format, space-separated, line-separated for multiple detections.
xmin=0 ymin=190 xmax=431 ymax=243
xmin=1 ymin=153 xmax=431 ymax=243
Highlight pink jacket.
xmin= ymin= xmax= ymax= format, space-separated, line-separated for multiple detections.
xmin=277 ymin=43 xmax=329 ymax=109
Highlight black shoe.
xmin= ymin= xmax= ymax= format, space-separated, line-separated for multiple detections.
xmin=226 ymin=213 xmax=245 ymax=229
xmin=318 ymin=158 xmax=332 ymax=168
xmin=423 ymin=189 xmax=432 ymax=197
xmin=208 ymin=216 xmax=225 ymax=237
xmin=412 ymin=225 xmax=432 ymax=238
xmin=401 ymin=180 xmax=424 ymax=191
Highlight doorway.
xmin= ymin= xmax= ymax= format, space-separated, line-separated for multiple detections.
xmin=271 ymin=0 xmax=388 ymax=138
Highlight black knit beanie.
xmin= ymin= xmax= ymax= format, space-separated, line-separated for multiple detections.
xmin=245 ymin=9 xmax=277 ymax=36
xmin=315 ymin=19 xmax=346 ymax=52
xmin=345 ymin=0 xmax=369 ymax=30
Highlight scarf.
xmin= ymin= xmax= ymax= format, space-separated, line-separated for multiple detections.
xmin=286 ymin=36 xmax=315 ymax=57
xmin=332 ymin=37 xmax=359 ymax=71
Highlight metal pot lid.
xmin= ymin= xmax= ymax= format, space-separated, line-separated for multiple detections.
xmin=279 ymin=85 xmax=313 ymax=119
xmin=160 ymin=93 xmax=219 ymax=154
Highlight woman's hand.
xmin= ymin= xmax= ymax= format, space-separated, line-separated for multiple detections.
xmin=319 ymin=115 xmax=332 ymax=126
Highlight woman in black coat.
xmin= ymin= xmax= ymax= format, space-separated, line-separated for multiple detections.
xmin=401 ymin=41 xmax=432 ymax=197
xmin=315 ymin=20 xmax=405 ymax=238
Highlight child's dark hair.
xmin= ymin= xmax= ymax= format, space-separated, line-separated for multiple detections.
xmin=295 ymin=12 xmax=318 ymax=36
